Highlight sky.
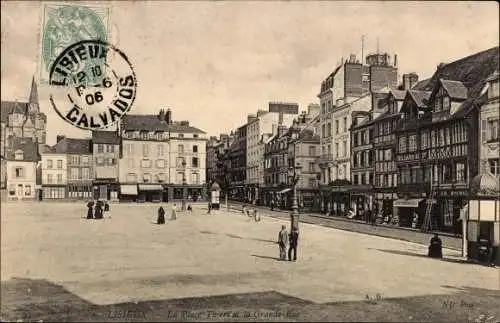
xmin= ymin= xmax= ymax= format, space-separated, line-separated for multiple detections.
xmin=1 ymin=1 xmax=499 ymax=145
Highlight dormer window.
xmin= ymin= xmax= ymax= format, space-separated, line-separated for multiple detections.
xmin=442 ymin=96 xmax=450 ymax=110
xmin=490 ymin=80 xmax=499 ymax=99
xmin=14 ymin=149 xmax=24 ymax=160
xmin=435 ymin=95 xmax=442 ymax=112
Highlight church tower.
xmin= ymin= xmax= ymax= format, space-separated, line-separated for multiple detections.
xmin=28 ymin=76 xmax=39 ymax=115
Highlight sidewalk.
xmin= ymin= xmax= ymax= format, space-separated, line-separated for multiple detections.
xmin=224 ymin=201 xmax=463 ymax=251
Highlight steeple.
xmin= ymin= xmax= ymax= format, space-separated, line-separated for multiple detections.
xmin=28 ymin=75 xmax=39 ymax=114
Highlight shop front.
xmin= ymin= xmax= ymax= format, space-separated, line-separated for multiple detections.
xmin=374 ymin=192 xmax=397 ymax=219
xmin=138 ymin=184 xmax=163 ymax=202
xmin=394 ymin=198 xmax=427 ymax=228
xmin=93 ymin=179 xmax=119 ymax=201
xmin=119 ymin=184 xmax=138 ymax=202
xmin=298 ymin=189 xmax=321 ymax=212
xmin=67 ymin=182 xmax=93 ymax=199
xmin=350 ymin=185 xmax=374 ymax=218
xmin=436 ymin=187 xmax=468 ymax=235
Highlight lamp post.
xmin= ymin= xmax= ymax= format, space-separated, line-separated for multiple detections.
xmin=182 ymin=159 xmax=187 ymax=211
xmin=289 ymin=164 xmax=302 ymax=231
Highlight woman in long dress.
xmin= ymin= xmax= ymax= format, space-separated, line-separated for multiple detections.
xmin=157 ymin=206 xmax=165 ymax=224
xmin=171 ymin=203 xmax=177 ymax=220
xmin=86 ymin=201 xmax=94 ymax=219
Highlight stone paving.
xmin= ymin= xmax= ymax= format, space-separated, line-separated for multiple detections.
xmin=1 ymin=202 xmax=499 ymax=321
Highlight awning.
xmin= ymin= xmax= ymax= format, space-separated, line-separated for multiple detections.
xmin=278 ymin=188 xmax=292 ymax=194
xmin=394 ymin=199 xmax=423 ymax=208
xmin=138 ymin=184 xmax=163 ymax=191
xmin=120 ymin=185 xmax=138 ymax=195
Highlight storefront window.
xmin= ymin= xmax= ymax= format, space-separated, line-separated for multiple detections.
xmin=444 ymin=200 xmax=453 ymax=227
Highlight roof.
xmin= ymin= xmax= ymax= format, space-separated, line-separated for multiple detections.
xmin=422 ymin=47 xmax=499 ymax=100
xmin=92 ymin=130 xmax=120 ymax=144
xmin=54 ymin=138 xmax=92 ymax=154
xmin=391 ymin=89 xmax=407 ymax=100
xmin=1 ymin=101 xmax=28 ymax=123
xmin=409 ymin=90 xmax=431 ymax=108
xmin=439 ymin=79 xmax=468 ymax=100
xmin=470 ymin=165 xmax=499 ymax=196
xmin=412 ymin=78 xmax=431 ymax=90
xmin=121 ymin=115 xmax=206 ymax=134
xmin=5 ymin=137 xmax=39 ymax=162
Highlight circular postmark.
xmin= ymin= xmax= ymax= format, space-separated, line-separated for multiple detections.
xmin=48 ymin=40 xmax=137 ymax=130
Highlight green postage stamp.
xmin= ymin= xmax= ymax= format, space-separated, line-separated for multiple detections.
xmin=39 ymin=3 xmax=110 ymax=84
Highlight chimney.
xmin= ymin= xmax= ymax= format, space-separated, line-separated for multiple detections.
xmin=349 ymin=54 xmax=356 ymax=63
xmin=56 ymin=135 xmax=66 ymax=143
xmin=409 ymin=73 xmax=419 ymax=89
xmin=394 ymin=54 xmax=397 ymax=67
xmin=166 ymin=108 xmax=172 ymax=124
xmin=437 ymin=62 xmax=446 ymax=69
xmin=402 ymin=74 xmax=409 ymax=90
xmin=158 ymin=109 xmax=166 ymax=122
xmin=247 ymin=114 xmax=257 ymax=123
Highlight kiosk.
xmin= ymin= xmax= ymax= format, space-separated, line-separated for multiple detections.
xmin=210 ymin=182 xmax=221 ymax=210
xmin=465 ymin=162 xmax=500 ymax=266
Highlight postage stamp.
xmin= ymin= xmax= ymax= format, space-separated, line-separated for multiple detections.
xmin=39 ymin=3 xmax=110 ymax=85
xmin=48 ymin=39 xmax=137 ymax=130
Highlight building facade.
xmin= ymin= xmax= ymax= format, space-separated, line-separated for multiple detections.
xmin=1 ymin=77 xmax=46 ymax=188
xmin=395 ymin=47 xmax=499 ymax=232
xmin=5 ymin=138 xmax=38 ymax=200
xmin=120 ymin=109 xmax=207 ymax=202
xmin=227 ymin=124 xmax=247 ymax=201
xmin=41 ymin=146 xmax=67 ymax=199
xmin=92 ymin=131 xmax=121 ymax=201
xmin=480 ymin=71 xmax=500 ymax=177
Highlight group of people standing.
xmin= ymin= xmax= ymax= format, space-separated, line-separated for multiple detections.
xmin=278 ymin=225 xmax=299 ymax=261
xmin=86 ymin=200 xmax=110 ymax=220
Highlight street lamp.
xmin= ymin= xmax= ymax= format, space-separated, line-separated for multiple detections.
xmin=289 ymin=164 xmax=302 ymax=231
xmin=182 ymin=159 xmax=187 ymax=211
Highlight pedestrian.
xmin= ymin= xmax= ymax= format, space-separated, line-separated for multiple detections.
xmin=278 ymin=225 xmax=288 ymax=260
xmin=187 ymin=204 xmax=192 ymax=212
xmin=157 ymin=206 xmax=166 ymax=224
xmin=86 ymin=201 xmax=94 ymax=219
xmin=94 ymin=200 xmax=103 ymax=219
xmin=288 ymin=227 xmax=299 ymax=261
xmin=412 ymin=212 xmax=419 ymax=228
xmin=428 ymin=234 xmax=443 ymax=258
xmin=370 ymin=209 xmax=377 ymax=226
xmin=171 ymin=203 xmax=177 ymax=220
xmin=207 ymin=201 xmax=212 ymax=214
xmin=347 ymin=208 xmax=355 ymax=219
xmin=270 ymin=199 xmax=275 ymax=211
xmin=104 ymin=202 xmax=110 ymax=218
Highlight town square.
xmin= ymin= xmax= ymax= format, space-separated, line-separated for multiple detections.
xmin=1 ymin=1 xmax=499 ymax=322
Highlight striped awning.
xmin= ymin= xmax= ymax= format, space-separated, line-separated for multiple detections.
xmin=120 ymin=185 xmax=138 ymax=195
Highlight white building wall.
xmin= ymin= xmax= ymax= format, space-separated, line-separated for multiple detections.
xmin=6 ymin=160 xmax=37 ymax=199
xmin=41 ymin=153 xmax=67 ymax=185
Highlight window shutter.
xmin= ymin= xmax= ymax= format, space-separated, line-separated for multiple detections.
xmin=481 ymin=119 xmax=488 ymax=142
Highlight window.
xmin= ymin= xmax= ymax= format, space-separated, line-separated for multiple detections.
xmin=308 ymin=146 xmax=316 ymax=156
xmin=335 ymin=120 xmax=339 ymax=134
xmin=107 ymin=158 xmax=116 ymax=165
xmin=81 ymin=167 xmax=90 ymax=180
xmin=47 ymin=160 xmax=53 ymax=169
xmin=178 ymin=144 xmax=184 ymax=154
xmin=24 ymin=185 xmax=31 ymax=196
xmin=327 ymin=123 xmax=332 ymax=137
xmin=47 ymin=174 xmax=53 ymax=184
xmin=177 ymin=172 xmax=184 ymax=183
xmin=126 ymin=144 xmax=134 ymax=156
xmin=177 ymin=157 xmax=185 ymax=167
xmin=97 ymin=144 xmax=104 ymax=153
xmin=57 ymin=174 xmax=63 ymax=184
xmin=343 ymin=117 xmax=347 ymax=133
xmin=15 ymin=167 xmax=24 ymax=178
xmin=309 ymin=162 xmax=315 ymax=172
xmin=328 ymin=144 xmax=332 ymax=156
xmin=408 ymin=135 xmax=417 ymax=152
xmin=126 ymin=173 xmax=137 ymax=182
xmin=441 ymin=163 xmax=453 ymax=182
xmin=193 ymin=134 xmax=199 ymax=138
xmin=342 ymin=141 xmax=346 ymax=157
xmin=490 ymin=80 xmax=499 ymax=98
xmin=489 ymin=159 xmax=500 ymax=177
xmin=398 ymin=137 xmax=407 ymax=152
xmin=178 ymin=134 xmax=184 ymax=138
xmin=192 ymin=157 xmax=199 ymax=168
xmin=353 ymin=174 xmax=359 ymax=185
xmin=442 ymin=96 xmax=450 ymax=110
xmin=141 ymin=159 xmax=152 ymax=168
xmin=456 ymin=162 xmax=466 ymax=182
xmin=335 ymin=143 xmax=338 ymax=158
xmin=193 ymin=145 xmax=198 ymax=153
xmin=156 ymin=173 xmax=165 ymax=183
xmin=143 ymin=173 xmax=151 ymax=183
xmin=70 ymin=168 xmax=78 ymax=180
xmin=157 ymin=144 xmax=164 ymax=156
xmin=487 ymin=119 xmax=499 ymax=142
xmin=421 ymin=132 xmax=429 ymax=150
xmin=191 ymin=173 xmax=200 ymax=184
xmin=156 ymin=159 xmax=165 ymax=168
xmin=142 ymin=144 xmax=149 ymax=157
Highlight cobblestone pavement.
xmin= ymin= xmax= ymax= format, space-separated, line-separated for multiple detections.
xmin=1 ymin=202 xmax=498 ymax=322
xmin=226 ymin=202 xmax=463 ymax=251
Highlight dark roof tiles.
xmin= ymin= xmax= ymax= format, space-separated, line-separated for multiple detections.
xmin=92 ymin=131 xmax=120 ymax=144
xmin=121 ymin=115 xmax=206 ymax=134
xmin=440 ymin=79 xmax=468 ymax=99
xmin=5 ymin=137 xmax=39 ymax=162
xmin=54 ymin=138 xmax=92 ymax=154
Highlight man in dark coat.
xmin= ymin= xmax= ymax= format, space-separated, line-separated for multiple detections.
xmin=428 ymin=234 xmax=443 ymax=258
xmin=157 ymin=206 xmax=166 ymax=224
xmin=288 ymin=227 xmax=299 ymax=262
xmin=94 ymin=200 xmax=103 ymax=219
